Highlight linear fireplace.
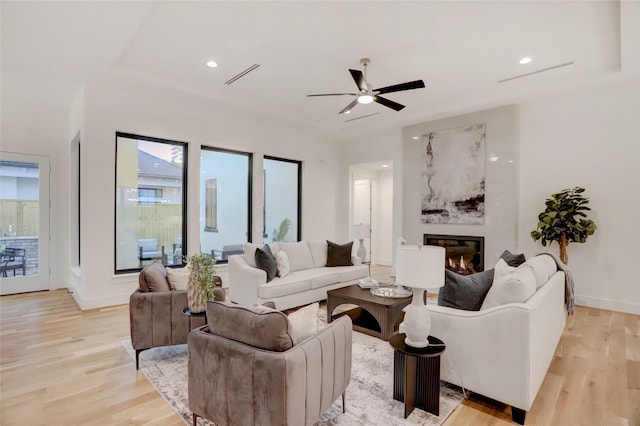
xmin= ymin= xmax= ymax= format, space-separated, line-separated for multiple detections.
xmin=424 ymin=234 xmax=484 ymax=275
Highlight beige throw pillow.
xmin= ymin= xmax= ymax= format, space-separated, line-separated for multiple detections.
xmin=166 ymin=267 xmax=189 ymax=291
xmin=287 ymin=302 xmax=319 ymax=345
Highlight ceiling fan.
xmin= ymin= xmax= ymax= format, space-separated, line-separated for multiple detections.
xmin=307 ymin=58 xmax=425 ymax=115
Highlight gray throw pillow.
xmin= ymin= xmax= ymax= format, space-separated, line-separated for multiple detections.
xmin=255 ymin=244 xmax=277 ymax=282
xmin=326 ymin=240 xmax=353 ymax=267
xmin=438 ymin=269 xmax=495 ymax=311
xmin=500 ymin=250 xmax=526 ymax=267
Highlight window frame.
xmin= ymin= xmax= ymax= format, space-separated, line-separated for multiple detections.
xmin=200 ymin=145 xmax=253 ymax=263
xmin=263 ymin=155 xmax=302 ymax=242
xmin=114 ymin=132 xmax=188 ymax=274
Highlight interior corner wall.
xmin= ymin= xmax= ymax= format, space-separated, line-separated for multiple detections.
xmin=402 ymin=105 xmax=519 ymax=269
xmin=518 ymin=79 xmax=640 ymax=314
xmin=76 ymin=81 xmax=345 ymax=309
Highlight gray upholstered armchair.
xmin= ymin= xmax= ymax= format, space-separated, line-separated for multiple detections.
xmin=188 ymin=301 xmax=352 ymax=426
xmin=130 ymin=262 xmax=224 ymax=369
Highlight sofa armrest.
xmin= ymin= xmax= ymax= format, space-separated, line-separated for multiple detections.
xmin=229 ymin=254 xmax=267 ymax=306
xmin=129 ymin=289 xmax=204 ymax=350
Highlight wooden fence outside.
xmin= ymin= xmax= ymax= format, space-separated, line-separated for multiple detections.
xmin=0 ymin=200 xmax=38 ymax=237
xmin=2 ymin=201 xmax=183 ymax=254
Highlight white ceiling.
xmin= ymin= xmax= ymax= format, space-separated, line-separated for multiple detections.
xmin=2 ymin=1 xmax=638 ymax=140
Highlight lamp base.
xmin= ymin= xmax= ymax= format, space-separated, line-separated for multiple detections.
xmin=402 ymin=288 xmax=431 ymax=348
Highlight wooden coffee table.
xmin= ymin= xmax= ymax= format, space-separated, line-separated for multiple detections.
xmin=326 ymin=285 xmax=411 ymax=341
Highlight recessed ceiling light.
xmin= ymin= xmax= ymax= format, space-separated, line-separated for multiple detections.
xmin=412 ymin=136 xmax=419 ymax=140
xmin=206 ymin=60 xmax=218 ymax=68
xmin=344 ymin=110 xmax=351 ymax=114
xmin=519 ymin=57 xmax=532 ymax=65
xmin=381 ymin=164 xmax=389 ymax=168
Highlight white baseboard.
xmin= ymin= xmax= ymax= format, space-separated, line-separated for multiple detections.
xmin=373 ymin=258 xmax=392 ymax=267
xmin=68 ymin=290 xmax=130 ymax=310
xmin=575 ymin=295 xmax=640 ymax=315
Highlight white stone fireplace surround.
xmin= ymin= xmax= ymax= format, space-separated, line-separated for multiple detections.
xmin=402 ymin=105 xmax=519 ymax=270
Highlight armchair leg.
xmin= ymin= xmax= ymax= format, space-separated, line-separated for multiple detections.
xmin=135 ymin=349 xmax=149 ymax=370
xmin=511 ymin=407 xmax=526 ymax=425
xmin=342 ymin=391 xmax=346 ymax=413
xmin=192 ymin=412 xmax=198 ymax=426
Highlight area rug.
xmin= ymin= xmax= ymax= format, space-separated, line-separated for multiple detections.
xmin=123 ymin=312 xmax=464 ymax=425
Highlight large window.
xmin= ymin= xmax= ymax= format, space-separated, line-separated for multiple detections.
xmin=115 ymin=133 xmax=187 ymax=273
xmin=263 ymin=156 xmax=301 ymax=242
xmin=200 ymin=147 xmax=252 ymax=264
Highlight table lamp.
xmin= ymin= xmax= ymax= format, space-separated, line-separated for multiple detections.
xmin=396 ymin=245 xmax=445 ymax=348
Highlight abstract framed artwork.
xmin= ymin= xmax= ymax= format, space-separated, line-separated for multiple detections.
xmin=421 ymin=123 xmax=486 ymax=224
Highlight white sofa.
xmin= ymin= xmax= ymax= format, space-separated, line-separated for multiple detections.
xmin=428 ymin=254 xmax=567 ymax=424
xmin=229 ymin=240 xmax=368 ymax=311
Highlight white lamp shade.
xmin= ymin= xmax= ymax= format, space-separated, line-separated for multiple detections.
xmin=396 ymin=245 xmax=445 ymax=290
xmin=352 ymin=224 xmax=371 ymax=239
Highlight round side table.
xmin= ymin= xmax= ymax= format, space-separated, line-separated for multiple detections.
xmin=389 ymin=333 xmax=446 ymax=418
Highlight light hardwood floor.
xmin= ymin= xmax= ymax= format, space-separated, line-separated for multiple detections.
xmin=1 ymin=266 xmax=638 ymax=425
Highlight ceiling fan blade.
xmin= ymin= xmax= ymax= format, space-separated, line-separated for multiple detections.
xmin=374 ymin=80 xmax=425 ymax=95
xmin=375 ymin=96 xmax=405 ymax=111
xmin=307 ymin=93 xmax=357 ymax=97
xmin=349 ymin=69 xmax=367 ymax=91
xmin=339 ymin=98 xmax=360 ymax=114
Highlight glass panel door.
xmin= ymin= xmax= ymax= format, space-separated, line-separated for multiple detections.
xmin=0 ymin=152 xmax=50 ymax=294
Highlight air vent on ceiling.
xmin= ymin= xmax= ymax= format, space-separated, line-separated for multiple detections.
xmin=344 ymin=112 xmax=380 ymax=123
xmin=498 ymin=61 xmax=574 ymax=83
xmin=225 ymin=64 xmax=260 ymax=85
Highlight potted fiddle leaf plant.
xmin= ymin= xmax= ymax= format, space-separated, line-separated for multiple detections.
xmin=531 ymin=187 xmax=597 ymax=264
xmin=186 ymin=253 xmax=218 ymax=313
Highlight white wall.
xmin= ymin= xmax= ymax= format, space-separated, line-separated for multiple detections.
xmin=343 ymin=83 xmax=639 ymax=315
xmin=518 ymin=80 xmax=640 ymax=314
xmin=71 ymin=78 xmax=345 ymax=309
xmin=376 ymin=169 xmax=394 ymax=265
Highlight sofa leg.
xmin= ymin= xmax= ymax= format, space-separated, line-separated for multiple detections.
xmin=342 ymin=391 xmax=346 ymax=413
xmin=512 ymin=407 xmax=526 ymax=424
xmin=192 ymin=412 xmax=198 ymax=426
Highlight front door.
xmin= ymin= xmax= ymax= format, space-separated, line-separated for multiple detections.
xmin=0 ymin=152 xmax=50 ymax=294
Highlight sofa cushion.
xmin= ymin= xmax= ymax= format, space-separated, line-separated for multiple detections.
xmin=481 ymin=261 xmax=537 ymax=310
xmin=279 ymin=241 xmax=314 ymax=272
xmin=166 ymin=266 xmax=189 ymax=290
xmin=527 ymin=254 xmax=557 ymax=289
xmin=287 ymin=302 xmax=320 ymax=345
xmin=258 ymin=276 xmax=311 ymax=299
xmin=438 ymin=268 xmax=495 ymax=311
xmin=500 ymin=249 xmax=526 ymax=267
xmin=206 ymin=301 xmax=294 ymax=352
xmin=337 ymin=264 xmax=368 ymax=283
xmin=275 ymin=250 xmax=290 ymax=278
xmin=307 ymin=240 xmax=328 ymax=268
xmin=255 ymin=245 xmax=277 ymax=282
xmin=138 ymin=262 xmax=170 ymax=292
xmin=326 ymin=240 xmax=353 ymax=267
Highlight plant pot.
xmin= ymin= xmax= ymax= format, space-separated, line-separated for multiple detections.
xmin=187 ymin=274 xmax=206 ymax=314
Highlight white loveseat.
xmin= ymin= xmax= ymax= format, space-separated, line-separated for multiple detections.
xmin=229 ymin=240 xmax=368 ymax=311
xmin=428 ymin=254 xmax=567 ymax=424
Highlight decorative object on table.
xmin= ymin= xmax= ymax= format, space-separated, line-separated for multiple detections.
xmin=357 ymin=277 xmax=379 ymax=289
xmin=352 ymin=223 xmax=371 ymax=263
xmin=396 ymin=245 xmax=445 ymax=348
xmin=421 ymin=124 xmax=486 ymax=224
xmin=530 ymin=186 xmax=597 ymax=264
xmin=370 ymin=284 xmax=411 ymax=298
xmin=186 ymin=253 xmax=218 ymax=313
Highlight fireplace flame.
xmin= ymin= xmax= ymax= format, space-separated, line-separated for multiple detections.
xmin=460 ymin=256 xmax=466 ymax=269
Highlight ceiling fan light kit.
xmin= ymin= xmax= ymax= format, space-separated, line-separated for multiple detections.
xmin=307 ymin=57 xmax=426 ymax=115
